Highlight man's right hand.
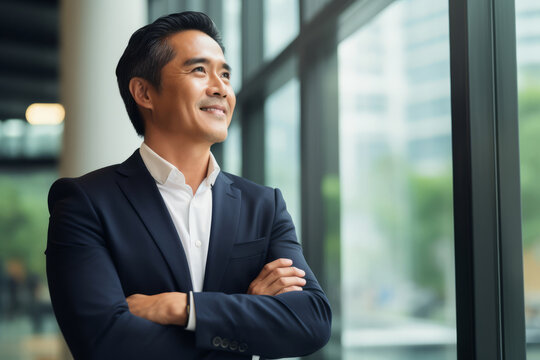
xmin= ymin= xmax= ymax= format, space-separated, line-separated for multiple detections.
xmin=247 ymin=258 xmax=306 ymax=296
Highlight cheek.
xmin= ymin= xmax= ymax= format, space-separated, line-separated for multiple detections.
xmin=228 ymin=93 xmax=237 ymax=112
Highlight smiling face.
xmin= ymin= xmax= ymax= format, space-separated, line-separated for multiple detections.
xmin=143 ymin=30 xmax=236 ymax=146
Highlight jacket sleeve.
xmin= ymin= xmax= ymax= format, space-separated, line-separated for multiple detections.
xmin=46 ymin=178 xmax=198 ymax=360
xmin=192 ymin=188 xmax=332 ymax=359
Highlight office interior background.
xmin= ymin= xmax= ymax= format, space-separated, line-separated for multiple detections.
xmin=0 ymin=0 xmax=539 ymax=359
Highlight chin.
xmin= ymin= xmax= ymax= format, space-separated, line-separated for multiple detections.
xmin=208 ymin=129 xmax=228 ymax=144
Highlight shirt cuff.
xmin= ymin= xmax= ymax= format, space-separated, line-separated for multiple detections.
xmin=185 ymin=291 xmax=196 ymax=331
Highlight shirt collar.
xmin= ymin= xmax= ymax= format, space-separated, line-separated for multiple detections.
xmin=139 ymin=142 xmax=220 ymax=187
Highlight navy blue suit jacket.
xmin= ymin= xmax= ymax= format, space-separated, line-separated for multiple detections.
xmin=46 ymin=150 xmax=331 ymax=359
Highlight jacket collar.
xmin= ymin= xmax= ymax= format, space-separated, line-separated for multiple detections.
xmin=116 ymin=150 xmax=241 ymax=293
xmin=116 ymin=150 xmax=194 ymax=291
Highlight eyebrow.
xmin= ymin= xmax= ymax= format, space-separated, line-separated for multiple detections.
xmin=183 ymin=57 xmax=232 ymax=72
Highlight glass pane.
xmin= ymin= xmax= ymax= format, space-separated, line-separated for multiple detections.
xmin=338 ymin=0 xmax=456 ymax=358
xmin=263 ymin=0 xmax=299 ymax=60
xmin=223 ymin=115 xmax=242 ymax=176
xmin=223 ymin=0 xmax=242 ymax=92
xmin=0 ymin=120 xmax=62 ymax=160
xmin=516 ymin=0 xmax=540 ymax=357
xmin=264 ymin=78 xmax=301 ymax=240
xmin=0 ymin=170 xmax=62 ymax=359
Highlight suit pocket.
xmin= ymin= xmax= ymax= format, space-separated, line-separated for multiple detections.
xmin=230 ymin=237 xmax=267 ymax=259
xmin=223 ymin=238 xmax=267 ymax=293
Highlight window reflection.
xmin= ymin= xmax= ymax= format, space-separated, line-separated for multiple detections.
xmin=263 ymin=0 xmax=299 ymax=60
xmin=223 ymin=0 xmax=242 ymax=91
xmin=223 ymin=117 xmax=242 ymax=176
xmin=338 ymin=0 xmax=455 ymax=358
xmin=264 ymin=78 xmax=301 ymax=240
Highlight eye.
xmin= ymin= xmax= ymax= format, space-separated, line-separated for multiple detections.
xmin=193 ymin=66 xmax=205 ymax=73
xmin=222 ymin=72 xmax=231 ymax=80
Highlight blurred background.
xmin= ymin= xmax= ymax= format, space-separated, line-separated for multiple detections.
xmin=0 ymin=0 xmax=538 ymax=359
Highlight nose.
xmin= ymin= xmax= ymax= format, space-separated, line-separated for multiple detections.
xmin=206 ymin=73 xmax=228 ymax=98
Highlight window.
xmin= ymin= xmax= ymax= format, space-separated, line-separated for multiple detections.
xmin=223 ymin=116 xmax=242 ymax=176
xmin=263 ymin=0 xmax=299 ymax=60
xmin=223 ymin=0 xmax=242 ymax=92
xmin=264 ymin=78 xmax=301 ymax=239
xmin=338 ymin=0 xmax=456 ymax=358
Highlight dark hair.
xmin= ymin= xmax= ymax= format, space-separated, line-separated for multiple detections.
xmin=116 ymin=11 xmax=224 ymax=136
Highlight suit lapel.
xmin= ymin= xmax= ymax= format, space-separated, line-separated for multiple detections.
xmin=116 ymin=151 xmax=193 ymax=292
xmin=203 ymin=172 xmax=241 ymax=292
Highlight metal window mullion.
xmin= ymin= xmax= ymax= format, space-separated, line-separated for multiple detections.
xmin=239 ymin=0 xmax=264 ymax=183
xmin=449 ymin=0 xmax=525 ymax=358
xmin=299 ymin=21 xmax=341 ymax=360
xmin=492 ymin=0 xmax=526 ymax=357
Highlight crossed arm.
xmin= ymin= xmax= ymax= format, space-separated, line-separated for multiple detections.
xmin=126 ymin=258 xmax=307 ymax=326
xmin=47 ymin=179 xmax=331 ymax=359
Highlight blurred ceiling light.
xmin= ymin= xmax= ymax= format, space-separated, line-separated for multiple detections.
xmin=25 ymin=103 xmax=65 ymax=125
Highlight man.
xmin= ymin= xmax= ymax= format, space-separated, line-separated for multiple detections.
xmin=46 ymin=11 xmax=331 ymax=360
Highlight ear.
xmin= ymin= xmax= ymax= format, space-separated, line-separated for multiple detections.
xmin=129 ymin=77 xmax=154 ymax=111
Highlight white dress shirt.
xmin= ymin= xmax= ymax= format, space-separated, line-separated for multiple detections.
xmin=139 ymin=143 xmax=260 ymax=360
xmin=140 ymin=142 xmax=218 ymax=293
xmin=140 ymin=142 xmax=217 ymax=330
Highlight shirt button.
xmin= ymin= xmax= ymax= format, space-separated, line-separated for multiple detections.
xmin=195 ymin=240 xmax=202 ymax=248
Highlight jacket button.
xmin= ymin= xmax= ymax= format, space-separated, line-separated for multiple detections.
xmin=221 ymin=337 xmax=229 ymax=348
xmin=212 ymin=336 xmax=222 ymax=347
xmin=239 ymin=342 xmax=248 ymax=352
xmin=229 ymin=340 xmax=238 ymax=351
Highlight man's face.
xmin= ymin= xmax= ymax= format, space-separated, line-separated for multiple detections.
xmin=147 ymin=30 xmax=235 ymax=145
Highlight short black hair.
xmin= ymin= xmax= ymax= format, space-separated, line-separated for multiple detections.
xmin=116 ymin=11 xmax=224 ymax=136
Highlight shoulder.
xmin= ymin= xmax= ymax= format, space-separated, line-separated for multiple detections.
xmin=221 ymin=172 xmax=274 ymax=196
xmin=50 ymin=149 xmax=142 ymax=195
xmin=50 ymin=164 xmax=120 ymax=192
xmin=220 ymin=171 xmax=287 ymax=208
xmin=48 ymin=164 xmax=122 ymax=211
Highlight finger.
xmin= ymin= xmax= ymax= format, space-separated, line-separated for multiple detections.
xmin=276 ymin=286 xmax=303 ymax=295
xmin=248 ymin=275 xmax=305 ymax=295
xmin=260 ymin=266 xmax=306 ymax=287
xmin=268 ymin=276 xmax=307 ymax=295
xmin=258 ymin=258 xmax=294 ymax=281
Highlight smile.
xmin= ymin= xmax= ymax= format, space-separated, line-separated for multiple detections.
xmin=200 ymin=107 xmax=226 ymax=115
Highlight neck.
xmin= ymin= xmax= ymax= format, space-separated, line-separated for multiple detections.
xmin=144 ymin=132 xmax=212 ymax=193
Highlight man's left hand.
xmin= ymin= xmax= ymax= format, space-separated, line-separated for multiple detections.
xmin=126 ymin=292 xmax=188 ymax=326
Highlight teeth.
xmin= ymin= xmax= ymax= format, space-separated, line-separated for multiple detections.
xmin=201 ymin=107 xmax=224 ymax=113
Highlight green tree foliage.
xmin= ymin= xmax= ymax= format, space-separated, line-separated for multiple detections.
xmin=370 ymin=154 xmax=454 ymax=306
xmin=519 ymin=84 xmax=540 ymax=248
xmin=408 ymin=172 xmax=453 ymax=299
xmin=0 ymin=173 xmax=55 ymax=279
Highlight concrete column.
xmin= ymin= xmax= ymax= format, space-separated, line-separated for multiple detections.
xmin=60 ymin=0 xmax=147 ymax=177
